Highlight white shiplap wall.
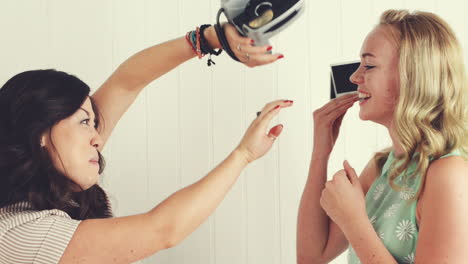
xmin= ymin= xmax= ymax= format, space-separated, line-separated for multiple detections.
xmin=0 ymin=1 xmax=466 ymax=263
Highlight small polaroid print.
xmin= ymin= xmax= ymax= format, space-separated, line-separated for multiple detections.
xmin=330 ymin=61 xmax=360 ymax=99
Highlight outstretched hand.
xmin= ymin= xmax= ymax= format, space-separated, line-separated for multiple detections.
xmin=205 ymin=24 xmax=283 ymax=67
xmin=223 ymin=24 xmax=283 ymax=67
xmin=235 ymin=99 xmax=293 ymax=164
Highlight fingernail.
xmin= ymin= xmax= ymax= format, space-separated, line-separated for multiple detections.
xmin=284 ymin=100 xmax=294 ymax=104
xmin=278 ymin=55 xmax=284 ymax=59
xmin=274 ymin=105 xmax=280 ymax=110
xmin=251 ymin=39 xmax=255 ymax=44
xmin=267 ymin=46 xmax=273 ymax=51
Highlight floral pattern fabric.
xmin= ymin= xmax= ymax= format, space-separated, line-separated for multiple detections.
xmin=347 ymin=150 xmax=461 ymax=264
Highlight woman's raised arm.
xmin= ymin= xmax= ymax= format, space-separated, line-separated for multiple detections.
xmin=92 ymin=25 xmax=281 ymax=149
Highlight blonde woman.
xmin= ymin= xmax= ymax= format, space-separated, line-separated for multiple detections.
xmin=297 ymin=10 xmax=468 ymax=264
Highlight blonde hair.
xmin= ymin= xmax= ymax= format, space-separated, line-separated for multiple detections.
xmin=373 ymin=10 xmax=468 ymax=197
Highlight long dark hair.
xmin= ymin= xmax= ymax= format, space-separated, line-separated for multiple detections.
xmin=0 ymin=69 xmax=112 ymax=220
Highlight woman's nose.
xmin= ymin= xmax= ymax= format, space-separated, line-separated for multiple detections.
xmin=91 ymin=132 xmax=103 ymax=149
xmin=349 ymin=67 xmax=363 ymax=85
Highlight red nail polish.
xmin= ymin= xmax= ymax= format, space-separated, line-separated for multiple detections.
xmin=267 ymin=46 xmax=273 ymax=51
xmin=278 ymin=55 xmax=284 ymax=59
xmin=251 ymin=39 xmax=255 ymax=44
xmin=274 ymin=105 xmax=280 ymax=110
xmin=283 ymin=100 xmax=293 ymax=103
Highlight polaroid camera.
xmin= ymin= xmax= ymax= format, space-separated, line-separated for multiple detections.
xmin=215 ymin=0 xmax=305 ymax=61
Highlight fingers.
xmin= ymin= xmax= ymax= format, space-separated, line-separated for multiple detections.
xmin=333 ymin=108 xmax=348 ymax=128
xmin=316 ymin=93 xmax=357 ymax=114
xmin=234 ymin=43 xmax=283 ymax=66
xmin=335 ymin=112 xmax=346 ymax=127
xmin=268 ymin=124 xmax=283 ymax=139
xmin=257 ymin=100 xmax=293 ymax=130
xmin=239 ymin=43 xmax=272 ymax=54
xmin=323 ymin=94 xmax=359 ymax=116
xmin=224 ymin=24 xmax=284 ymax=67
xmin=343 ymin=160 xmax=359 ymax=185
xmin=240 ymin=53 xmax=283 ymax=67
xmin=225 ymin=24 xmax=255 ymax=61
xmin=314 ymin=94 xmax=357 ymax=126
xmin=257 ymin=99 xmax=293 ymax=119
xmin=332 ymin=170 xmax=346 ymax=182
xmin=314 ymin=104 xmax=350 ymax=129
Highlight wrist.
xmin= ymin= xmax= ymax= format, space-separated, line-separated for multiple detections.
xmin=341 ymin=213 xmax=371 ymax=237
xmin=311 ymin=152 xmax=330 ymax=163
xmin=205 ymin=26 xmax=222 ymax=50
xmin=232 ymin=147 xmax=252 ymax=168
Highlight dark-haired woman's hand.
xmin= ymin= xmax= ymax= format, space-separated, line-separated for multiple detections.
xmin=204 ymin=24 xmax=283 ymax=68
xmin=235 ymin=100 xmax=293 ymax=164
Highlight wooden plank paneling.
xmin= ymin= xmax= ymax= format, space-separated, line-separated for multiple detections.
xmin=0 ymin=1 xmax=466 ymax=264
xmin=144 ymin=0 xmax=182 ymax=262
xmin=275 ymin=5 xmax=310 ymax=264
xmin=176 ymin=0 xmax=214 ymax=263
xmin=47 ymin=0 xmax=113 ymax=89
xmin=0 ymin=0 xmax=49 ymax=83
xmin=341 ymin=0 xmax=376 ymax=178
xmin=102 ymin=0 xmax=149 ymax=218
xmin=209 ymin=0 xmax=249 ymax=262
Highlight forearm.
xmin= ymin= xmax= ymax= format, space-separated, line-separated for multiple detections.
xmin=343 ymin=218 xmax=398 ymax=264
xmin=106 ymin=27 xmax=221 ymax=92
xmin=297 ymin=154 xmax=331 ymax=262
xmin=147 ymin=149 xmax=248 ymax=247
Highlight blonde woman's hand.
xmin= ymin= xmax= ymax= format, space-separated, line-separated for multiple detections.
xmin=235 ymin=100 xmax=294 ymax=164
xmin=312 ymin=93 xmax=359 ymax=158
xmin=320 ymin=161 xmax=367 ymax=231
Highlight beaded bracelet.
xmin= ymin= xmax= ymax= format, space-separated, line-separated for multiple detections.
xmin=185 ymin=24 xmax=223 ymax=66
xmin=185 ymin=31 xmax=198 ymax=56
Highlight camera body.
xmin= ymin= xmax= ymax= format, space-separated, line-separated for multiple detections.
xmin=221 ymin=0 xmax=305 ymax=47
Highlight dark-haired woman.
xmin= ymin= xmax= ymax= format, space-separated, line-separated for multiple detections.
xmin=0 ymin=24 xmax=288 ymax=264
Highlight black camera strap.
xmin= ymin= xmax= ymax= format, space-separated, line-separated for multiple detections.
xmin=214 ymin=8 xmax=241 ymax=62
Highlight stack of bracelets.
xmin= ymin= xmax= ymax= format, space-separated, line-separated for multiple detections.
xmin=186 ymin=24 xmax=223 ymax=66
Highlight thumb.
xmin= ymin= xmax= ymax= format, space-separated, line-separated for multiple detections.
xmin=343 ymin=160 xmax=359 ymax=185
xmin=268 ymin=124 xmax=283 ymax=139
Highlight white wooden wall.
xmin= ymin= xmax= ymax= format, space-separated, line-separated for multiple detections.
xmin=0 ymin=1 xmax=466 ymax=263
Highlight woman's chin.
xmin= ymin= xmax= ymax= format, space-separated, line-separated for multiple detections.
xmin=80 ymin=175 xmax=100 ymax=190
xmin=358 ymin=111 xmax=370 ymax=121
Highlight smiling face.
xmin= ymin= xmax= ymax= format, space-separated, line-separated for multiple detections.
xmin=41 ymin=97 xmax=103 ymax=190
xmin=349 ymin=25 xmax=401 ymax=127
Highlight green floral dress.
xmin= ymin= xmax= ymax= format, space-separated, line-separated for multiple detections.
xmin=348 ymin=150 xmax=461 ymax=264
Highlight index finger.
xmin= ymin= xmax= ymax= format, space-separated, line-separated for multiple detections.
xmin=257 ymin=99 xmax=293 ymax=119
xmin=258 ymin=100 xmax=293 ymax=130
xmin=343 ymin=160 xmax=358 ymax=184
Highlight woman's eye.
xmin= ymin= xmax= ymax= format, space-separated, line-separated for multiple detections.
xmin=364 ymin=65 xmax=375 ymax=70
xmin=81 ymin=119 xmax=90 ymax=125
